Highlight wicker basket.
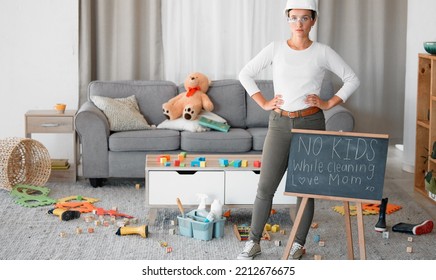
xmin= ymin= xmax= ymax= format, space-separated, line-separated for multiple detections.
xmin=0 ymin=137 xmax=51 ymax=191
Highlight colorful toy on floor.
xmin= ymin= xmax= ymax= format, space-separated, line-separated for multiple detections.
xmin=48 ymin=208 xmax=81 ymax=221
xmin=92 ymin=207 xmax=134 ymax=219
xmin=54 ymin=201 xmax=96 ymax=213
xmin=116 ymin=225 xmax=148 ymax=238
xmin=57 ymin=195 xmax=99 ymax=204
xmin=10 ymin=184 xmax=56 ymax=207
xmin=332 ymin=202 xmax=402 ymax=216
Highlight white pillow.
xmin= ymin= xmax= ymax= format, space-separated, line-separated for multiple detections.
xmin=91 ymin=95 xmax=152 ymax=131
xmin=157 ymin=111 xmax=227 ymax=132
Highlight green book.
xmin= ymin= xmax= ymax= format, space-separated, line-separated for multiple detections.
xmin=199 ymin=117 xmax=230 ymax=132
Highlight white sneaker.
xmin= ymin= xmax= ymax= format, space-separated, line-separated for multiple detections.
xmin=290 ymin=242 xmax=304 ymax=259
xmin=237 ymin=240 xmax=261 ymax=260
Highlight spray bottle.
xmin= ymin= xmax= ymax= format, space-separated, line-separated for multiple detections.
xmin=196 ymin=193 xmax=209 ymax=218
xmin=205 ymin=199 xmax=223 ymax=222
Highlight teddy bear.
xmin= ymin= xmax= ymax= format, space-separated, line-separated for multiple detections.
xmin=162 ymin=72 xmax=214 ymax=121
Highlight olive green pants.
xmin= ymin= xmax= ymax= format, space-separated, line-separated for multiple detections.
xmin=249 ymin=109 xmax=325 ymax=245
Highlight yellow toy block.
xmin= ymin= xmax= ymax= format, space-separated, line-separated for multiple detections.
xmin=264 ymin=223 xmax=271 ymax=231
xmin=241 ymin=160 xmax=248 ymax=167
xmin=271 ymin=224 xmax=280 ymax=233
xmin=200 ymin=161 xmax=207 ymax=167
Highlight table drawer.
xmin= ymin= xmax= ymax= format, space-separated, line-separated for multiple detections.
xmin=224 ymin=170 xmax=296 ymax=205
xmin=26 ymin=116 xmax=74 ymax=133
xmin=147 ymin=170 xmax=225 ymax=206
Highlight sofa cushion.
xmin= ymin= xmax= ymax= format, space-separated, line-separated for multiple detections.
xmin=157 ymin=111 xmax=227 ymax=132
xmin=246 ymin=127 xmax=268 ymax=151
xmin=180 ymin=128 xmax=252 ymax=153
xmin=109 ymin=129 xmax=180 ymax=152
xmin=178 ymin=80 xmax=246 ymax=128
xmin=91 ymin=95 xmax=152 ymax=131
xmin=246 ymin=80 xmax=275 ymax=128
xmin=89 ymin=80 xmax=178 ymax=126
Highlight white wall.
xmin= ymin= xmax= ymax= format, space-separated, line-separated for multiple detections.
xmin=403 ymin=0 xmax=436 ymax=172
xmin=0 ymin=0 xmax=79 ymax=159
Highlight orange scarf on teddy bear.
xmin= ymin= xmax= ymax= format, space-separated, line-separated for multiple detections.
xmin=186 ymin=87 xmax=201 ymax=97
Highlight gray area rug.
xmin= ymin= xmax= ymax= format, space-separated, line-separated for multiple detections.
xmin=0 ymin=178 xmax=435 ymax=260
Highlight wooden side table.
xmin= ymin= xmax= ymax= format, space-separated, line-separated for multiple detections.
xmin=25 ymin=110 xmax=78 ymax=182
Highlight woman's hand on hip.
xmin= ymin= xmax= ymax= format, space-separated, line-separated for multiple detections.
xmin=305 ymin=94 xmax=343 ymax=110
xmin=263 ymin=94 xmax=283 ymax=111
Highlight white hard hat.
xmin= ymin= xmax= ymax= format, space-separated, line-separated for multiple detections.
xmin=284 ymin=0 xmax=318 ymax=16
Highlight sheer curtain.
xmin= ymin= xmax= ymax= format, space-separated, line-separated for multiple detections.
xmin=162 ymin=0 xmax=293 ymax=84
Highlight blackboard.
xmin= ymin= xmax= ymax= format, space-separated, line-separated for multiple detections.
xmin=285 ymin=129 xmax=389 ymax=202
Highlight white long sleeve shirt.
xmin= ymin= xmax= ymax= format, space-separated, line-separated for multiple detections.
xmin=239 ymin=41 xmax=360 ymax=112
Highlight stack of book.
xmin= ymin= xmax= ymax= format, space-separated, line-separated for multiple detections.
xmin=51 ymin=159 xmax=70 ymax=170
xmin=198 ymin=116 xmax=230 ymax=132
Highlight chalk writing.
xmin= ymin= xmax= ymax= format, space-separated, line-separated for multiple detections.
xmin=285 ymin=130 xmax=388 ymax=201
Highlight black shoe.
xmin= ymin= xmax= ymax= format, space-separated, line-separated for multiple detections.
xmin=392 ymin=220 xmax=434 ymax=235
xmin=374 ymin=197 xmax=388 ymax=232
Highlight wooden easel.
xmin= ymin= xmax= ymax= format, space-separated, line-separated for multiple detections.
xmin=281 ymin=193 xmax=379 ymax=260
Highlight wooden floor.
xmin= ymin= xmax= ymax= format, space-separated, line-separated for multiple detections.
xmin=386 ymin=145 xmax=436 ymax=221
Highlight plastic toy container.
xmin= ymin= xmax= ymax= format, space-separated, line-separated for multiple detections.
xmin=177 ymin=215 xmax=193 ymax=238
xmin=213 ymin=218 xmax=226 ymax=239
xmin=192 ymin=219 xmax=214 ymax=241
xmin=178 ymin=210 xmax=226 ymax=241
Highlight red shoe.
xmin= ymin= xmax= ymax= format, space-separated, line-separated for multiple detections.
xmin=413 ymin=220 xmax=434 ymax=235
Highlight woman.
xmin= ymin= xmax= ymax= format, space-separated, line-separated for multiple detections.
xmin=237 ymin=0 xmax=360 ymax=260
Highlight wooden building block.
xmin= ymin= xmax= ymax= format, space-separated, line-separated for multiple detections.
xmin=406 ymin=246 xmax=413 ymax=253
xmin=314 ymin=255 xmax=322 ymax=260
xmin=408 ymin=237 xmax=413 ymax=242
xmin=135 ymin=184 xmax=141 ymax=190
xmin=318 ymin=240 xmax=325 ymax=247
xmin=311 ymin=222 xmax=318 ymax=228
xmin=271 ymin=224 xmax=280 ymax=233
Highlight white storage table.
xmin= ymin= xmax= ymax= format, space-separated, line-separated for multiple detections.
xmin=145 ymin=154 xmax=296 ymax=208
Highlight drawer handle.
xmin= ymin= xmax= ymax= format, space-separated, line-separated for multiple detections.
xmin=253 ymin=170 xmax=260 ymax=175
xmin=176 ymin=171 xmax=197 ymax=175
xmin=40 ymin=123 xmax=60 ymax=127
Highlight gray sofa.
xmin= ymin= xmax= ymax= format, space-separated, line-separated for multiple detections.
xmin=75 ymin=79 xmax=354 ymax=187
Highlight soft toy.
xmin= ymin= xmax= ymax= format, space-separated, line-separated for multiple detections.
xmin=163 ymin=72 xmax=214 ymax=120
